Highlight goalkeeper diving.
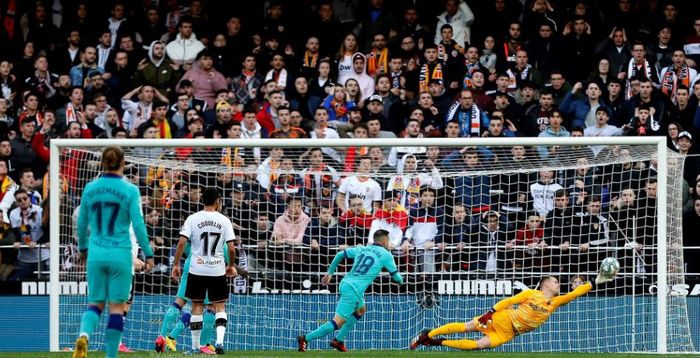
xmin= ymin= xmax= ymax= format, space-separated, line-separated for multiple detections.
xmin=410 ymin=267 xmax=617 ymax=351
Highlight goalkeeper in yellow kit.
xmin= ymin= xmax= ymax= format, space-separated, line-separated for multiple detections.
xmin=410 ymin=272 xmax=615 ymax=351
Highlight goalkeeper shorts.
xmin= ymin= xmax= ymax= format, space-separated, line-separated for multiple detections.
xmin=473 ymin=311 xmax=516 ymax=348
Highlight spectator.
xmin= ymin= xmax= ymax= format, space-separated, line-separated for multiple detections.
xmin=338 ymin=195 xmax=373 ymax=246
xmin=121 ymin=85 xmax=170 ymax=135
xmin=11 ymin=119 xmax=42 ymax=182
xmin=138 ymin=101 xmax=174 ymax=139
xmin=0 ymin=159 xmax=18 ymax=225
xmin=309 ymin=106 xmax=342 ymax=163
xmin=471 ymin=210 xmax=509 ymax=272
xmin=304 ymin=204 xmax=344 ymax=271
xmin=300 ymin=147 xmax=340 ymax=213
xmin=270 ymin=195 xmax=311 ymax=269
xmin=335 ymin=32 xmax=360 ymax=86
xmin=24 ymin=56 xmax=59 ymax=104
xmin=445 ymin=89 xmax=490 ymax=138
xmin=508 ymin=214 xmax=547 ymax=272
xmin=523 ymin=89 xmax=555 ymax=136
xmin=132 ymin=41 xmax=182 ymax=99
xmin=543 ymin=189 xmax=576 ymax=274
xmin=537 ymin=109 xmax=571 ymax=159
xmin=386 ymin=153 xmax=443 ymax=209
xmin=239 ymin=108 xmax=265 ymax=162
xmin=584 ymin=107 xmax=627 ymax=156
xmin=530 ymin=169 xmax=563 ymax=217
xmin=177 ymin=50 xmax=227 ymax=109
xmin=231 ymin=55 xmax=264 ymax=107
xmin=659 ymin=50 xmax=698 ymax=104
xmin=8 ymin=188 xmax=46 ymax=281
xmin=418 ymin=44 xmax=443 ymax=93
xmin=449 ymin=147 xmax=491 ymax=215
xmin=69 ymin=46 xmax=104 ymax=89
xmin=434 ymin=0 xmax=473 ymax=48
xmin=576 ymin=196 xmax=610 ymax=273
xmin=166 ymin=16 xmax=205 ymax=69
xmin=560 ymin=81 xmax=611 ymax=129
xmin=405 ymin=187 xmax=443 ymax=273
xmin=336 ymin=157 xmax=382 ymax=214
xmin=368 ymin=190 xmax=408 ymax=251
xmin=595 ymin=27 xmax=632 ymax=81
xmin=625 ymin=42 xmax=660 ymax=92
xmin=264 ymin=53 xmax=291 ymax=92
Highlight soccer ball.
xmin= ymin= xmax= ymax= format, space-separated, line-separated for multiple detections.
xmin=600 ymin=257 xmax=620 ymax=277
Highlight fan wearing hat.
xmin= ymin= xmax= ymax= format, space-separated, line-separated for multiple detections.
xmin=177 ymin=49 xmax=228 ymax=109
xmin=678 ymin=131 xmax=694 ymax=155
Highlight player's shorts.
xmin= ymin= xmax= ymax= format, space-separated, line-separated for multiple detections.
xmin=335 ymin=281 xmax=365 ymax=320
xmin=176 ymin=259 xmax=212 ymax=304
xmin=87 ymin=260 xmax=133 ymax=304
xmin=472 ymin=311 xmax=516 ymax=348
xmin=185 ymin=273 xmax=229 ymax=303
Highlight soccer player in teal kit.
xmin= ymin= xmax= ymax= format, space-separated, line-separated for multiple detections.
xmin=73 ymin=146 xmax=154 ymax=358
xmin=297 ymin=229 xmax=403 ymax=352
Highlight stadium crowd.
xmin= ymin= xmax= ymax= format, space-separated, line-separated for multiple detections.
xmin=1 ymin=0 xmax=700 ymax=284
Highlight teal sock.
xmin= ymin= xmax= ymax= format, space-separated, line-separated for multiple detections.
xmin=160 ymin=303 xmax=182 ymax=337
xmin=78 ymin=305 xmax=102 ymax=337
xmin=336 ymin=313 xmax=360 ymax=342
xmin=105 ymin=314 xmax=124 ymax=358
xmin=169 ymin=310 xmax=190 ymax=340
xmin=306 ymin=321 xmax=338 ymax=341
xmin=200 ymin=310 xmax=216 ymax=346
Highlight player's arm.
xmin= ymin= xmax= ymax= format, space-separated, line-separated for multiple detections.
xmin=171 ymin=234 xmax=188 ymax=281
xmin=383 ymin=252 xmax=404 ymax=285
xmin=224 ymin=221 xmax=238 ymax=277
xmin=322 ymin=247 xmax=356 ymax=285
xmin=478 ymin=290 xmax=535 ymax=328
xmin=129 ymin=187 xmax=154 ymax=259
xmin=553 ymin=282 xmax=593 ymax=308
xmin=76 ymin=201 xmax=90 ymax=257
xmin=225 ymin=240 xmax=238 ymax=277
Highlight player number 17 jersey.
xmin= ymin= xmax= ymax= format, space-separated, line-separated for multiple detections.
xmin=179 ymin=210 xmax=236 ymax=276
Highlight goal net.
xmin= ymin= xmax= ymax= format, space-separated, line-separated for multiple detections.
xmin=49 ymin=137 xmax=694 ymax=353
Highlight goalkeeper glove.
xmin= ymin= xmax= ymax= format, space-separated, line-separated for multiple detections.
xmin=595 ymin=270 xmax=615 ymax=285
xmin=478 ymin=308 xmax=496 ymax=329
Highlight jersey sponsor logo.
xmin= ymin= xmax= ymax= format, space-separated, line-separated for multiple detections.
xmin=437 ymin=279 xmax=529 ymax=295
xmin=527 ymin=302 xmax=550 ymax=313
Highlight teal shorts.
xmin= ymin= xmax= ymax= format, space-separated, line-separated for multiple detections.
xmin=335 ymin=281 xmax=365 ymax=320
xmin=175 ymin=258 xmax=210 ymax=304
xmin=87 ymin=260 xmax=133 ymax=304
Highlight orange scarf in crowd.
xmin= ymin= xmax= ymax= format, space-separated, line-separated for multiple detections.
xmin=303 ymin=51 xmax=318 ymax=68
xmin=367 ymin=48 xmax=388 ymax=76
xmin=220 ymin=147 xmax=241 ymax=168
xmin=154 ymin=118 xmax=172 ymax=139
xmin=0 ymin=176 xmax=14 ymax=202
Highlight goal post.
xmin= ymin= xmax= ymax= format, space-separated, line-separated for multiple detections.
xmin=48 ymin=136 xmax=691 ymax=353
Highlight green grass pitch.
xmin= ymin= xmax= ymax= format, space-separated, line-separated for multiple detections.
xmin=1 ymin=352 xmax=699 ymax=357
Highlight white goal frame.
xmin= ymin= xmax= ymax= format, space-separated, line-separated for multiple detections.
xmin=48 ymin=136 xmax=670 ymax=352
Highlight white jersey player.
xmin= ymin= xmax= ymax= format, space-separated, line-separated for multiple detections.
xmin=172 ymin=188 xmax=237 ymax=355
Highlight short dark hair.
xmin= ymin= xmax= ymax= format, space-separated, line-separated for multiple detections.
xmin=201 ymin=188 xmax=220 ymax=206
xmin=373 ymin=229 xmax=390 ymax=242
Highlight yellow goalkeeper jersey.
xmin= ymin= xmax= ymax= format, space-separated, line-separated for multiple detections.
xmin=494 ymin=282 xmax=592 ymax=334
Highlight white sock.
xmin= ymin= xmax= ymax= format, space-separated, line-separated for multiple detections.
xmin=190 ymin=315 xmax=203 ymax=349
xmin=215 ymin=312 xmax=227 ymax=346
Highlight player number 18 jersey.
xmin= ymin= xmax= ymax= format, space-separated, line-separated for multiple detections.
xmin=179 ymin=210 xmax=236 ymax=276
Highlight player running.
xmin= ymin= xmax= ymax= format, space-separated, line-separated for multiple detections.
xmin=297 ymin=229 xmax=404 ymax=352
xmin=410 ymin=272 xmax=616 ymax=351
xmin=172 ymin=188 xmax=237 ymax=355
xmin=73 ymin=146 xmax=154 ymax=358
